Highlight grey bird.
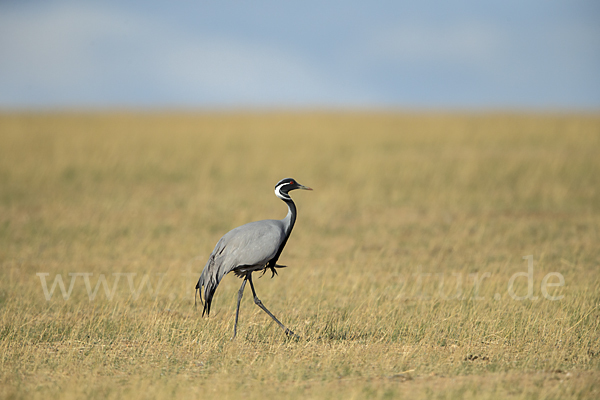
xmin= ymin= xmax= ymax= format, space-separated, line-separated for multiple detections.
xmin=195 ymin=178 xmax=312 ymax=339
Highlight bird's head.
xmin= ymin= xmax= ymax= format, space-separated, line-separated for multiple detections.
xmin=274 ymin=178 xmax=312 ymax=200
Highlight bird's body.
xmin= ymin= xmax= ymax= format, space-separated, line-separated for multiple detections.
xmin=197 ymin=218 xmax=288 ymax=311
xmin=195 ymin=178 xmax=311 ymax=339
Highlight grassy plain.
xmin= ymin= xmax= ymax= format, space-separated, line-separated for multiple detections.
xmin=0 ymin=112 xmax=599 ymax=399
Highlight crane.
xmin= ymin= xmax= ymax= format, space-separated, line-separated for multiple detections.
xmin=195 ymin=178 xmax=312 ymax=339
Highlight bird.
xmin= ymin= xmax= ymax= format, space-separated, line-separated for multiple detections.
xmin=195 ymin=178 xmax=312 ymax=339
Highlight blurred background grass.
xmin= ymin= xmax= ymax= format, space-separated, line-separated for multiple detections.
xmin=1 ymin=112 xmax=599 ymax=399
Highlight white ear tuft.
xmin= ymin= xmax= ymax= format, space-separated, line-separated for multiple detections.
xmin=274 ymin=183 xmax=291 ymax=200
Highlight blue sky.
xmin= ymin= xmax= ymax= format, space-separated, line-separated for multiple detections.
xmin=0 ymin=0 xmax=598 ymax=110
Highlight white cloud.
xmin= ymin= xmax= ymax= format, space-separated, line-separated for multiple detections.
xmin=0 ymin=1 xmax=598 ymax=108
xmin=0 ymin=4 xmax=143 ymax=86
xmin=155 ymin=37 xmax=346 ymax=104
xmin=0 ymin=2 xmax=366 ymax=107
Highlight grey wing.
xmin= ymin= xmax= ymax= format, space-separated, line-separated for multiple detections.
xmin=195 ymin=220 xmax=285 ymax=316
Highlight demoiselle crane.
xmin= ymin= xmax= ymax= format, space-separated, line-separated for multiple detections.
xmin=195 ymin=178 xmax=312 ymax=339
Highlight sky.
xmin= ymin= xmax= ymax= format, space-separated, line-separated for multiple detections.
xmin=0 ymin=0 xmax=598 ymax=110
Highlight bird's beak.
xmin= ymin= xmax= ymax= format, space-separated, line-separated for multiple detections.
xmin=299 ymin=184 xmax=313 ymax=191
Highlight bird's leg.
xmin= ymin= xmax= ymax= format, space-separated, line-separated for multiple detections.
xmin=247 ymin=274 xmax=299 ymax=339
xmin=232 ymin=276 xmax=248 ymax=340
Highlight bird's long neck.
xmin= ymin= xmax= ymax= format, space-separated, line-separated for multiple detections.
xmin=268 ymin=197 xmax=296 ymax=267
xmin=281 ymin=198 xmax=297 ymax=238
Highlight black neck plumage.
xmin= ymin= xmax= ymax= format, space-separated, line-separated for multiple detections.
xmin=267 ymin=197 xmax=296 ymax=269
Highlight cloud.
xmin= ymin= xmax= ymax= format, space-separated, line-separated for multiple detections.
xmin=0 ymin=5 xmax=138 ymax=85
xmin=0 ymin=0 xmax=598 ymax=109
xmin=0 ymin=2 xmax=367 ymax=107
xmin=154 ymin=37 xmax=359 ymax=105
xmin=346 ymin=14 xmax=600 ymax=107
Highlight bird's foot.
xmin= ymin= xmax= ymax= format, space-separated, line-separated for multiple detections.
xmin=284 ymin=328 xmax=301 ymax=340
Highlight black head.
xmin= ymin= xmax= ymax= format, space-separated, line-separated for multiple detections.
xmin=274 ymin=178 xmax=312 ymax=200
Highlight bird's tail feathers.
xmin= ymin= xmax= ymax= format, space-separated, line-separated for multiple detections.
xmin=195 ymin=272 xmax=218 ymax=317
xmin=194 ymin=285 xmax=202 ymax=309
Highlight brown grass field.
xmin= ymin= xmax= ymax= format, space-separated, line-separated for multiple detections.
xmin=0 ymin=112 xmax=599 ymax=399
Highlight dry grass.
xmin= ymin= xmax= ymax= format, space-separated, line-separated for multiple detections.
xmin=1 ymin=111 xmax=599 ymax=399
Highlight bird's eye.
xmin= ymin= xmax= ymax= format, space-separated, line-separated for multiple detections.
xmin=289 ymin=181 xmax=294 ymax=184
